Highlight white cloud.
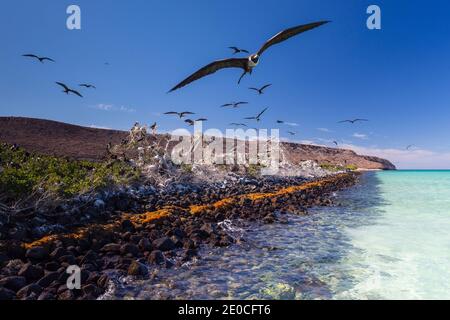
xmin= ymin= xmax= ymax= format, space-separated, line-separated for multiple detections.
xmin=353 ymin=133 xmax=368 ymax=140
xmin=92 ymin=103 xmax=136 ymax=113
xmin=284 ymin=122 xmax=299 ymax=127
xmin=317 ymin=127 xmax=331 ymax=132
xmin=341 ymin=143 xmax=450 ymax=169
xmin=94 ymin=103 xmax=114 ymax=111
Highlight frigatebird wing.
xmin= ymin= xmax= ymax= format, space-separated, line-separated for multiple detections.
xmin=257 ymin=21 xmax=330 ymax=56
xmin=69 ymin=89 xmax=83 ymax=97
xmin=169 ymin=58 xmax=248 ymax=92
xmin=41 ymin=57 xmax=55 ymax=62
xmin=55 ymin=82 xmax=69 ymax=91
xmin=260 ymin=84 xmax=272 ymax=91
xmin=22 ymin=54 xmax=40 ymax=59
xmin=256 ymin=107 xmax=268 ymax=118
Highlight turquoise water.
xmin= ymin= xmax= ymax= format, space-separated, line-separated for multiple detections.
xmin=104 ymin=171 xmax=450 ymax=300
xmin=336 ymin=170 xmax=450 ymax=299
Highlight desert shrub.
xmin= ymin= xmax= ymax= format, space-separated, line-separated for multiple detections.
xmin=0 ymin=144 xmax=140 ymax=203
xmin=345 ymin=164 xmax=358 ymax=171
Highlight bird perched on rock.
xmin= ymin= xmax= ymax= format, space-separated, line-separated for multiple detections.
xmin=150 ymin=122 xmax=157 ymax=134
xmin=169 ymin=21 xmax=329 ymax=92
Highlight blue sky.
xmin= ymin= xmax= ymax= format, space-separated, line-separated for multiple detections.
xmin=1 ymin=0 xmax=449 ymax=169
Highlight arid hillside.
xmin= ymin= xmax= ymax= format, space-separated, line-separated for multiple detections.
xmin=0 ymin=117 xmax=395 ymax=170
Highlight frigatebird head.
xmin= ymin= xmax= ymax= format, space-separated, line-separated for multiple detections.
xmin=249 ymin=54 xmax=260 ymax=67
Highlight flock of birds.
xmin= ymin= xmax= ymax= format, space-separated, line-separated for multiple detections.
xmin=21 ymin=20 xmax=415 ymax=150
xmin=161 ymin=20 xmax=374 ymax=145
xmin=22 ymin=54 xmax=96 ymax=98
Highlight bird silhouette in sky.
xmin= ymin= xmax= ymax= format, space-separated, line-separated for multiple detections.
xmin=79 ymin=83 xmax=96 ymax=89
xmin=164 ymin=111 xmax=195 ymax=119
xmin=229 ymin=47 xmax=249 ymax=54
xmin=338 ymin=119 xmax=368 ymax=124
xmin=221 ymin=102 xmax=248 ymax=108
xmin=245 ymin=107 xmax=269 ymax=122
xmin=55 ymin=82 xmax=83 ymax=97
xmin=23 ymin=54 xmax=55 ymax=63
xmin=249 ymin=84 xmax=272 ymax=95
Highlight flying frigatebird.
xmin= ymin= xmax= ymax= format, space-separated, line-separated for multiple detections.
xmin=55 ymin=82 xmax=83 ymax=97
xmin=169 ymin=21 xmax=330 ymax=92
xmin=249 ymin=84 xmax=272 ymax=95
xmin=164 ymin=111 xmax=195 ymax=119
xmin=245 ymin=107 xmax=268 ymax=122
xmin=338 ymin=119 xmax=369 ymax=124
xmin=229 ymin=47 xmax=249 ymax=55
xmin=221 ymin=101 xmax=248 ymax=108
xmin=79 ymin=83 xmax=96 ymax=89
xmin=23 ymin=54 xmax=55 ymax=63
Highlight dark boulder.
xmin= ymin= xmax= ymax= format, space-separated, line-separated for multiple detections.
xmin=25 ymin=246 xmax=48 ymax=260
xmin=127 ymin=261 xmax=148 ymax=277
xmin=36 ymin=272 xmax=59 ymax=288
xmin=0 ymin=276 xmax=27 ymax=292
xmin=0 ymin=287 xmax=16 ymax=300
xmin=17 ymin=283 xmax=43 ymax=300
xmin=120 ymin=243 xmax=140 ymax=257
xmin=138 ymin=238 xmax=152 ymax=251
xmin=148 ymin=250 xmax=165 ymax=265
xmin=18 ymin=263 xmax=44 ymax=281
xmin=152 ymin=237 xmax=175 ymax=252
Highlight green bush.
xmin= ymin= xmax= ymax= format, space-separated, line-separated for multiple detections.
xmin=0 ymin=144 xmax=140 ymax=202
xmin=320 ymin=163 xmax=358 ymax=172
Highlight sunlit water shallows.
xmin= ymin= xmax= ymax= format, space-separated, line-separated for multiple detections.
xmin=103 ymin=171 xmax=450 ymax=300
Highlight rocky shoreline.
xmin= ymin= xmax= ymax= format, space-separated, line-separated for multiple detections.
xmin=0 ymin=172 xmax=359 ymax=300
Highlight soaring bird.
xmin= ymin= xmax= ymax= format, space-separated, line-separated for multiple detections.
xmin=229 ymin=47 xmax=249 ymax=55
xmin=406 ymin=144 xmax=414 ymax=150
xmin=169 ymin=21 xmax=330 ymax=92
xmin=55 ymin=82 xmax=83 ymax=97
xmin=277 ymin=120 xmax=285 ymax=124
xmin=79 ymin=83 xmax=96 ymax=89
xmin=333 ymin=141 xmax=339 ymax=146
xmin=338 ymin=119 xmax=369 ymax=124
xmin=245 ymin=107 xmax=268 ymax=122
xmin=23 ymin=54 xmax=55 ymax=63
xmin=164 ymin=111 xmax=195 ymax=119
xmin=184 ymin=119 xmax=195 ymax=126
xmin=221 ymin=101 xmax=248 ymax=108
xmin=287 ymin=131 xmax=297 ymax=136
xmin=249 ymin=84 xmax=272 ymax=95
xmin=195 ymin=118 xmax=208 ymax=122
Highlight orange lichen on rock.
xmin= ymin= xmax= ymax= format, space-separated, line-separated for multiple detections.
xmin=126 ymin=206 xmax=183 ymax=224
xmin=23 ymin=174 xmax=352 ymax=249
